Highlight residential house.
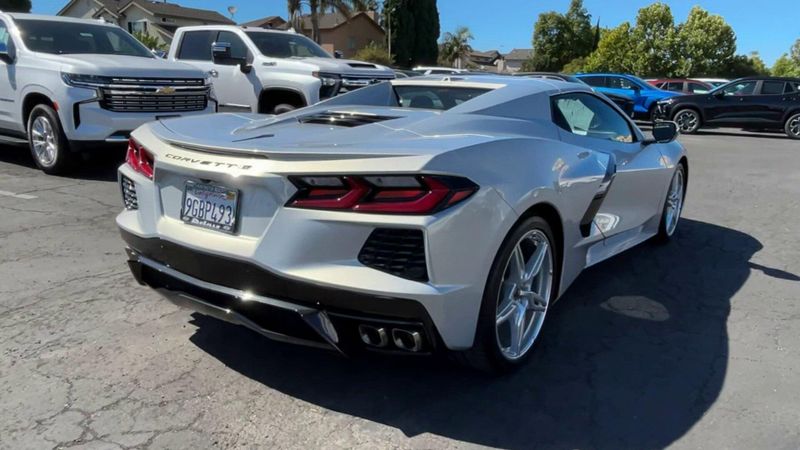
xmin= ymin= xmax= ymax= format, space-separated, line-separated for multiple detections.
xmin=240 ymin=16 xmax=287 ymax=29
xmin=284 ymin=11 xmax=385 ymax=59
xmin=467 ymin=49 xmax=502 ymax=72
xmin=503 ymin=48 xmax=533 ymax=73
xmin=57 ymin=0 xmax=234 ymax=47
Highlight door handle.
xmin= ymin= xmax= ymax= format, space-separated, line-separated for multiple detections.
xmin=208 ymin=69 xmax=218 ymax=78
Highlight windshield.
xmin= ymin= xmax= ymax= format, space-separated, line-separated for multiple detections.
xmin=16 ymin=19 xmax=153 ymax=57
xmin=245 ymin=31 xmax=330 ymax=58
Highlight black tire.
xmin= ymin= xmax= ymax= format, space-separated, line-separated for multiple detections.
xmin=455 ymin=216 xmax=559 ymax=374
xmin=27 ymin=104 xmax=73 ymax=175
xmin=655 ymin=163 xmax=686 ymax=243
xmin=272 ymin=103 xmax=297 ymax=115
xmin=672 ymin=108 xmax=701 ymax=134
xmin=785 ymin=113 xmax=800 ymax=140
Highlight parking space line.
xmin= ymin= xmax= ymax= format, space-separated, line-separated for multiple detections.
xmin=0 ymin=190 xmax=38 ymax=200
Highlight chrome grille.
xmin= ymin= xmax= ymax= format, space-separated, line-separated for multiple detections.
xmin=121 ymin=175 xmax=138 ymax=210
xmin=99 ymin=77 xmax=209 ymax=113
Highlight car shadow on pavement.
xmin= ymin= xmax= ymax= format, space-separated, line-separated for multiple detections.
xmin=187 ymin=218 xmax=764 ymax=449
xmin=0 ymin=144 xmax=122 ymax=182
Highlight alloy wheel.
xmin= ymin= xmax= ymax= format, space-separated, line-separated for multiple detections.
xmin=495 ymin=229 xmax=554 ymax=360
xmin=31 ymin=115 xmax=58 ymax=167
xmin=665 ymin=167 xmax=685 ymax=236
xmin=674 ymin=110 xmax=699 ymax=133
xmin=788 ymin=115 xmax=800 ymax=138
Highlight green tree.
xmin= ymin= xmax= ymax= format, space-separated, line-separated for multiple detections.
xmin=583 ymin=22 xmax=636 ymax=73
xmin=132 ymin=32 xmax=166 ymax=52
xmin=722 ymin=53 xmax=770 ymax=78
xmin=0 ymin=0 xmax=30 ymax=12
xmin=772 ymin=54 xmax=800 ymax=77
xmin=353 ymin=42 xmax=393 ymax=66
xmin=384 ymin=0 xmax=440 ymax=67
xmin=630 ymin=2 xmax=679 ymax=77
xmin=529 ymin=0 xmax=594 ymax=72
xmin=440 ymin=26 xmax=473 ymax=69
xmin=674 ymin=6 xmax=736 ymax=77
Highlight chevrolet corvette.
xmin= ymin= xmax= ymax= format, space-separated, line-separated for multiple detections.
xmin=117 ymin=76 xmax=688 ymax=372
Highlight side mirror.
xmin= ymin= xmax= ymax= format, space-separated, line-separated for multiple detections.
xmin=211 ymin=41 xmax=235 ymax=64
xmin=713 ymin=90 xmax=725 ymax=99
xmin=0 ymin=41 xmax=14 ymax=64
xmin=646 ymin=121 xmax=679 ymax=145
xmin=333 ymin=50 xmax=343 ymax=59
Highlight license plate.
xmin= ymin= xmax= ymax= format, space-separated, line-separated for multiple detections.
xmin=181 ymin=181 xmax=239 ymax=234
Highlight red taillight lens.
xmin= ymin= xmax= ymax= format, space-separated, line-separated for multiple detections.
xmin=287 ymin=175 xmax=478 ymax=214
xmin=126 ymin=138 xmax=154 ymax=179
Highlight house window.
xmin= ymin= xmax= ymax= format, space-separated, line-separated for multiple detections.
xmin=347 ymin=37 xmax=356 ymax=50
xmin=128 ymin=20 xmax=147 ymax=34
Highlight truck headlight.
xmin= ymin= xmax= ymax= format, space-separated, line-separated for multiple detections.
xmin=312 ymin=71 xmax=340 ymax=87
xmin=61 ymin=73 xmax=109 ymax=88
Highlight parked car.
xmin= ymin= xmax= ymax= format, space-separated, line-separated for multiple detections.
xmin=649 ymin=78 xmax=713 ymax=94
xmin=393 ymin=69 xmax=422 ymax=78
xmin=694 ymin=78 xmax=730 ymax=88
xmin=168 ymin=26 xmax=395 ymax=114
xmin=576 ymin=73 xmax=683 ymax=121
xmin=117 ymin=76 xmax=687 ymax=372
xmin=655 ymin=76 xmax=800 ymax=139
xmin=514 ymin=72 xmax=636 ymax=117
xmin=0 ymin=13 xmax=216 ymax=174
xmin=412 ymin=66 xmax=467 ymax=75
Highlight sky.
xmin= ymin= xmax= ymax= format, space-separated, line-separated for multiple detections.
xmin=33 ymin=0 xmax=799 ymax=66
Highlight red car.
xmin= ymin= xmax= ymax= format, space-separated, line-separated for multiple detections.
xmin=649 ymin=79 xmax=714 ymax=94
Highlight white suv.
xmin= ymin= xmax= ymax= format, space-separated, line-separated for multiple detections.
xmin=168 ymin=25 xmax=394 ymax=114
xmin=0 ymin=13 xmax=216 ymax=174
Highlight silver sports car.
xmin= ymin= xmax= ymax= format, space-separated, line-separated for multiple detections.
xmin=117 ymin=76 xmax=687 ymax=372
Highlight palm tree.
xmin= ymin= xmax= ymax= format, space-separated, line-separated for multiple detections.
xmin=441 ymin=26 xmax=474 ymax=69
xmin=287 ymin=0 xmax=302 ymax=30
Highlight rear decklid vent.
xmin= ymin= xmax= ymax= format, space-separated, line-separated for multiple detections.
xmin=348 ymin=63 xmax=377 ymax=69
xmin=298 ymin=111 xmax=400 ymax=127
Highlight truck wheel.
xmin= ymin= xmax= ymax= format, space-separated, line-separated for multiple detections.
xmin=27 ymin=104 xmax=72 ymax=175
xmin=272 ymin=103 xmax=297 ymax=114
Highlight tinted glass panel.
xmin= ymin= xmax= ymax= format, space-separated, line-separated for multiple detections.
xmin=178 ymin=30 xmax=215 ymax=61
xmin=394 ymin=86 xmax=490 ymax=110
xmin=246 ymin=31 xmax=330 ymax=58
xmin=666 ymin=82 xmax=683 ymax=91
xmin=0 ymin=21 xmax=9 ymax=46
xmin=217 ymin=31 xmax=248 ymax=60
xmin=580 ymin=76 xmax=606 ymax=87
xmin=761 ymin=81 xmax=785 ymax=95
xmin=787 ymin=82 xmax=799 ymax=93
xmin=721 ymin=81 xmax=757 ymax=96
xmin=688 ymin=82 xmax=709 ymax=93
xmin=552 ymin=93 xmax=634 ymax=143
xmin=607 ymin=76 xmax=635 ymax=90
xmin=16 ymin=19 xmax=152 ymax=57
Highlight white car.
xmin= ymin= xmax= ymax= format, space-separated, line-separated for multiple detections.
xmin=117 ymin=76 xmax=687 ymax=372
xmin=167 ymin=25 xmax=395 ymax=114
xmin=693 ymin=78 xmax=730 ymax=88
xmin=0 ymin=13 xmax=216 ymax=174
xmin=412 ymin=66 xmax=467 ymax=75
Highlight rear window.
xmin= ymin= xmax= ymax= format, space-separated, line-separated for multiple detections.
xmin=580 ymin=76 xmax=605 ymax=87
xmin=177 ymin=30 xmax=215 ymax=61
xmin=394 ymin=86 xmax=490 ymax=110
xmin=761 ymin=81 xmax=786 ymax=95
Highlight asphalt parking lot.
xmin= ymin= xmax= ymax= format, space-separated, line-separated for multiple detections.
xmin=1 ymin=128 xmax=799 ymax=449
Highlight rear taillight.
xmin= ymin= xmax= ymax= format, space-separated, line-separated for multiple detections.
xmin=126 ymin=138 xmax=154 ymax=179
xmin=287 ymin=175 xmax=478 ymax=214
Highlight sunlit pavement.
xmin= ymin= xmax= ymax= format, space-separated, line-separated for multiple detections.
xmin=1 ymin=129 xmax=798 ymax=449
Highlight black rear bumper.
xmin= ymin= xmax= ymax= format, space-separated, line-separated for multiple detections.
xmin=121 ymin=230 xmax=441 ymax=355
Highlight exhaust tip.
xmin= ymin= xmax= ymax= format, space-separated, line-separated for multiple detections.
xmin=358 ymin=324 xmax=389 ymax=348
xmin=392 ymin=329 xmax=423 ymax=352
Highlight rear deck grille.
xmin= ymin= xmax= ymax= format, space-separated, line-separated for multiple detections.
xmin=99 ymin=77 xmax=208 ymax=113
xmin=121 ymin=175 xmax=138 ymax=210
xmin=358 ymin=229 xmax=428 ymax=282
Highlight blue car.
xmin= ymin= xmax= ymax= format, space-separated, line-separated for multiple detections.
xmin=575 ymin=73 xmax=683 ymax=121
